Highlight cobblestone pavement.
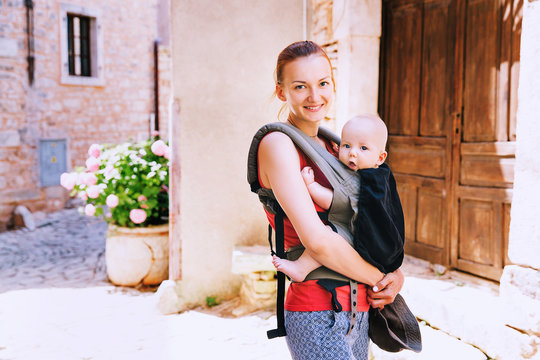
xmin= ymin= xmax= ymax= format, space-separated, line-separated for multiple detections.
xmin=0 ymin=208 xmax=109 ymax=293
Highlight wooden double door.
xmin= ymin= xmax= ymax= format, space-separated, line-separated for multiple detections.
xmin=379 ymin=0 xmax=522 ymax=280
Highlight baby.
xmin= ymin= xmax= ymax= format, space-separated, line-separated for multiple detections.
xmin=273 ymin=114 xmax=402 ymax=282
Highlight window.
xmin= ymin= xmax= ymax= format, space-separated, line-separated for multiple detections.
xmin=67 ymin=14 xmax=91 ymax=76
xmin=60 ymin=4 xmax=103 ymax=86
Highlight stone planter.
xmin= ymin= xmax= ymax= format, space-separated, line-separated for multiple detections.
xmin=105 ymin=223 xmax=169 ymax=286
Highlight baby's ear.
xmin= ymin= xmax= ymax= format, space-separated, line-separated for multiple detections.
xmin=377 ymin=151 xmax=388 ymax=165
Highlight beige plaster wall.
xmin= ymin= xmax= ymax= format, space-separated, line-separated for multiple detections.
xmin=170 ymin=0 xmax=304 ymax=301
xmin=507 ymin=0 xmax=540 ymax=271
xmin=310 ymin=0 xmax=382 ymax=132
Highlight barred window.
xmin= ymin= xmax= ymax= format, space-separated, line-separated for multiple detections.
xmin=67 ymin=14 xmax=91 ymax=76
xmin=60 ymin=4 xmax=103 ymax=86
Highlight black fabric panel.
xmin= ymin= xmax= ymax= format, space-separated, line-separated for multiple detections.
xmin=353 ymin=163 xmax=405 ymax=274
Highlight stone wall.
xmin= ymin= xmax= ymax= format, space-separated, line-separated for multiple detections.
xmin=0 ymin=0 xmax=171 ymax=230
xmin=309 ymin=0 xmax=382 ymax=132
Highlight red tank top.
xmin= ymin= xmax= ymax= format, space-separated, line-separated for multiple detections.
xmin=258 ymin=135 xmax=369 ymax=312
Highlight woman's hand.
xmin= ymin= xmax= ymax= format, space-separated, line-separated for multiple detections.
xmin=367 ymin=268 xmax=404 ymax=309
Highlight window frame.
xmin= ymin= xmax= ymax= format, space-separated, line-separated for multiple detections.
xmin=60 ymin=3 xmax=104 ymax=86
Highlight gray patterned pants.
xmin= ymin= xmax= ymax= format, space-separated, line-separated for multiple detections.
xmin=285 ymin=310 xmax=369 ymax=360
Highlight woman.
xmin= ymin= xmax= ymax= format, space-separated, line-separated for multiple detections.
xmin=256 ymin=41 xmax=404 ymax=359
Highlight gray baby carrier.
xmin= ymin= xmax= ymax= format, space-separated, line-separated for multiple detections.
xmin=247 ymin=122 xmax=361 ymax=339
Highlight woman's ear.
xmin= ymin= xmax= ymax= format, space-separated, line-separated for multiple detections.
xmin=276 ymin=84 xmax=287 ymax=102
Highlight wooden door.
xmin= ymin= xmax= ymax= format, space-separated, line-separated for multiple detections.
xmin=379 ymin=0 xmax=522 ymax=280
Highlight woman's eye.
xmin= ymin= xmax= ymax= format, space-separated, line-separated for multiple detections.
xmin=361 ymin=146 xmax=368 ymax=150
xmin=295 ymin=85 xmax=306 ymax=90
xmin=320 ymin=81 xmax=329 ymax=87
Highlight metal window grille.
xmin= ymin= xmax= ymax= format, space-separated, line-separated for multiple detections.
xmin=67 ymin=14 xmax=91 ymax=77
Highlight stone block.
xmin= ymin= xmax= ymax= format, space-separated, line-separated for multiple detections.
xmin=0 ymin=161 xmax=10 ymax=174
xmin=370 ymin=322 xmax=486 ymax=360
xmin=0 ymin=130 xmax=20 ymax=147
xmin=44 ymin=185 xmax=68 ymax=199
xmin=155 ymin=280 xmax=181 ymax=315
xmin=401 ymin=276 xmax=539 ymax=359
xmin=231 ymin=245 xmax=275 ymax=274
xmin=0 ymin=189 xmax=40 ymax=202
xmin=0 ymin=38 xmax=18 ymax=57
xmin=500 ymin=265 xmax=540 ymax=335
xmin=233 ymin=272 xmax=277 ymax=316
xmin=13 ymin=205 xmax=35 ymax=231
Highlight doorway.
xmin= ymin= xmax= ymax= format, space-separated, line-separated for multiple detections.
xmin=379 ymin=0 xmax=522 ymax=280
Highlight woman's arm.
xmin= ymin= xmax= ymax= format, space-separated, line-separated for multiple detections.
xmin=258 ymin=132 xmax=383 ymax=287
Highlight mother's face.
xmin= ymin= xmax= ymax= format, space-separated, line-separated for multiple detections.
xmin=276 ymin=55 xmax=334 ymax=124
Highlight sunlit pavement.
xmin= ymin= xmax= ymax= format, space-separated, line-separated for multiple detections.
xmin=0 ymin=208 xmax=490 ymax=360
xmin=0 ymin=287 xmax=291 ymax=360
xmin=0 ymin=208 xmax=290 ymax=360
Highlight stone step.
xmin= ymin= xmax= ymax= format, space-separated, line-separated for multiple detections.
xmin=370 ymin=321 xmax=487 ymax=360
xmin=399 ymin=256 xmax=539 ymax=360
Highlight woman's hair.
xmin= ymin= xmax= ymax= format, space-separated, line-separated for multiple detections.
xmin=275 ymin=40 xmax=334 ymax=88
xmin=274 ymin=41 xmax=335 ymax=120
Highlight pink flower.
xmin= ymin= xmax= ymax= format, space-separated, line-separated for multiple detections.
xmin=88 ymin=144 xmax=101 ymax=158
xmin=105 ymin=165 xmax=115 ymax=177
xmin=137 ymin=195 xmax=148 ymax=208
xmin=79 ymin=172 xmax=97 ymax=186
xmin=86 ymin=157 xmax=100 ymax=172
xmin=151 ymin=130 xmax=159 ymax=137
xmin=129 ymin=209 xmax=147 ymax=224
xmin=60 ymin=172 xmax=77 ymax=190
xmin=151 ymin=140 xmax=168 ymax=156
xmin=85 ymin=204 xmax=96 ymax=216
xmin=78 ymin=191 xmax=88 ymax=201
xmin=86 ymin=185 xmax=101 ymax=199
xmin=164 ymin=147 xmax=170 ymax=160
xmin=106 ymin=194 xmax=119 ymax=208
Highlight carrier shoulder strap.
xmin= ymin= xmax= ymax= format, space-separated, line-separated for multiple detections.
xmin=247 ymin=122 xmax=359 ymax=339
xmin=248 ymin=122 xmax=352 ymax=201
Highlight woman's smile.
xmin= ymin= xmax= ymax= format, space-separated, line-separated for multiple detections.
xmin=304 ymin=104 xmax=324 ymax=112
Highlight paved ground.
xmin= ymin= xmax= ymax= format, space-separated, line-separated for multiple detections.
xmin=0 ymin=208 xmax=291 ymax=360
xmin=0 ymin=208 xmax=489 ymax=360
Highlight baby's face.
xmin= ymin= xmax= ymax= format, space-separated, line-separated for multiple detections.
xmin=338 ymin=124 xmax=386 ymax=171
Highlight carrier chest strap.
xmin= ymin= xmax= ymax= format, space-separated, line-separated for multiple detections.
xmin=348 ymin=280 xmax=358 ymax=335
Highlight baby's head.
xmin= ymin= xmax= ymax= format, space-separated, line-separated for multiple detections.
xmin=338 ymin=114 xmax=388 ymax=171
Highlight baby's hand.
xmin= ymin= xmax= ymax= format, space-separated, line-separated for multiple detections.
xmin=301 ymin=166 xmax=315 ymax=185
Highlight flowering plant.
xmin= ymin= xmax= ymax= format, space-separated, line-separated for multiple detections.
xmin=60 ymin=136 xmax=169 ymax=227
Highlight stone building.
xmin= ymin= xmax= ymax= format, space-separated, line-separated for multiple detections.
xmin=0 ymin=0 xmax=171 ymax=230
xmin=168 ymin=0 xmax=539 ymax=358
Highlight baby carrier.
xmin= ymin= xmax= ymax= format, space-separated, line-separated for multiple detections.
xmin=247 ymin=122 xmax=406 ymax=340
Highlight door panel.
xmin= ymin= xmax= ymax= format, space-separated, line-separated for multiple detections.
xmin=387 ymin=137 xmax=446 ymax=178
xmin=385 ymin=3 xmax=422 ymax=136
xmin=420 ymin=0 xmax=452 ymax=137
xmin=452 ymin=0 xmax=520 ymax=280
xmin=381 ymin=0 xmax=454 ymax=266
xmin=463 ymin=0 xmax=499 ymax=142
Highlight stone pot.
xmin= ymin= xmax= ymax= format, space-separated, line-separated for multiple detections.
xmin=105 ymin=223 xmax=169 ymax=286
